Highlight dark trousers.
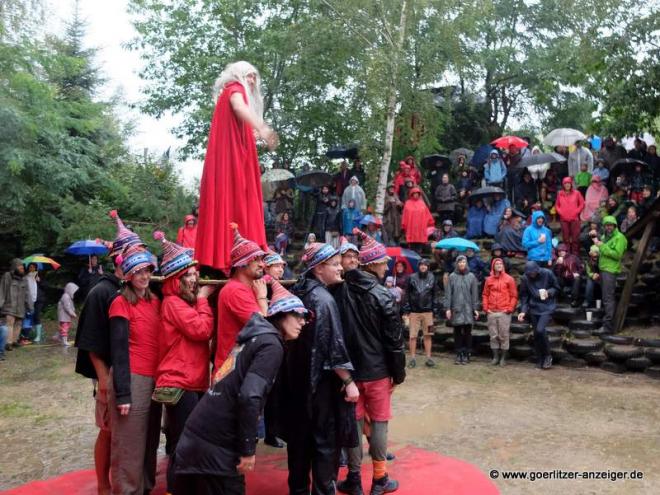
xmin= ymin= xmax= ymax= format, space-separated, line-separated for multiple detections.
xmin=559 ymin=276 xmax=581 ymax=301
xmin=286 ymin=380 xmax=340 ymax=495
xmin=453 ymin=324 xmax=473 ymax=354
xmin=166 ymin=391 xmax=203 ymax=491
xmin=601 ymin=272 xmax=617 ymax=332
xmin=173 ymin=473 xmax=245 ymax=495
xmin=530 ymin=313 xmax=552 ymax=363
xmin=560 ymin=219 xmax=581 ymax=255
xmin=585 ymin=278 xmax=601 ymax=306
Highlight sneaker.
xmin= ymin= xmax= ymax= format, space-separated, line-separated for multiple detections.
xmin=425 ymin=358 xmax=435 ymax=368
xmin=61 ymin=337 xmax=71 ymax=347
xmin=386 ymin=452 xmax=396 ymax=461
xmin=370 ymin=475 xmax=399 ymax=495
xmin=407 ymin=358 xmax=416 ymax=369
xmin=264 ymin=435 xmax=284 ymax=448
xmin=542 ymin=355 xmax=553 ymax=369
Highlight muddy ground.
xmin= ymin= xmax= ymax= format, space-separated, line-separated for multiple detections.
xmin=1 ymin=322 xmax=659 ymax=494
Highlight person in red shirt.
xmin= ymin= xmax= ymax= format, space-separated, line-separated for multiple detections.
xmin=482 ymin=258 xmax=518 ymax=366
xmin=176 ymin=214 xmax=198 ymax=249
xmin=108 ymin=242 xmax=161 ymax=495
xmin=214 ymin=223 xmax=268 ymax=371
xmin=555 ymin=176 xmax=585 ymax=255
xmin=152 ymin=232 xmax=216 ymax=493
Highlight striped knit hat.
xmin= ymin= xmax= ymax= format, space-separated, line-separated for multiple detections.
xmin=264 ymin=250 xmax=286 ymax=266
xmin=267 ymin=280 xmax=308 ymax=317
xmin=116 ymin=244 xmax=157 ymax=280
xmin=352 ymin=227 xmax=390 ymax=265
xmin=230 ymin=223 xmax=266 ymax=268
xmin=153 ymin=231 xmax=197 ymax=279
xmin=339 ymin=236 xmax=359 ymax=255
xmin=109 ymin=210 xmax=145 ymax=256
xmin=302 ymin=242 xmax=338 ymax=272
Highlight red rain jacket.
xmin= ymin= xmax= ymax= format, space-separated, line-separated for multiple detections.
xmin=177 ymin=215 xmax=198 ymax=249
xmin=401 ymin=188 xmax=434 ymax=243
xmin=555 ymin=178 xmax=585 ymax=221
xmin=156 ymin=294 xmax=215 ymax=391
xmin=482 ymin=259 xmax=518 ymax=313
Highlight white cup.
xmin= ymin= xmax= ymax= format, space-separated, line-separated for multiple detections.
xmin=539 ymin=289 xmax=547 ymax=300
xmin=596 ymin=300 xmax=602 ymax=309
xmin=586 ymin=311 xmax=593 ymax=322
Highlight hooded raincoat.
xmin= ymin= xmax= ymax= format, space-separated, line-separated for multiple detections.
xmin=57 ymin=282 xmax=79 ymax=323
xmin=522 ymin=211 xmax=553 ymax=262
xmin=484 ymin=197 xmax=511 ymax=237
xmin=0 ymin=259 xmax=33 ymax=318
xmin=176 ymin=215 xmax=198 ymax=249
xmin=445 ymin=264 xmax=480 ymax=326
xmin=401 ymin=188 xmax=435 ymax=244
xmin=482 ymin=259 xmax=518 ymax=313
xmin=519 ymin=262 xmax=560 ymax=316
xmin=581 ymin=176 xmax=609 ymax=222
xmin=341 ymin=177 xmax=366 ymax=211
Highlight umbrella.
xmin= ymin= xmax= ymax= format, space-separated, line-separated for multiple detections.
xmin=325 ymin=144 xmax=359 ymax=160
xmin=66 ymin=240 xmax=110 ymax=256
xmin=514 ymin=152 xmax=566 ymax=169
xmin=295 ymin=170 xmax=333 ymax=188
xmin=261 ymin=168 xmax=295 ymax=183
xmin=491 ymin=136 xmax=528 ymax=149
xmin=450 ymin=148 xmax=474 ymax=165
xmin=610 ymin=158 xmax=649 ymax=179
xmin=22 ymin=254 xmax=60 ymax=270
xmin=542 ymin=128 xmax=587 ymax=147
xmin=470 ymin=144 xmax=494 ymax=167
xmin=386 ymin=247 xmax=421 ymax=274
xmin=421 ymin=154 xmax=452 ymax=170
xmin=435 ymin=237 xmax=480 ymax=252
xmin=469 ymin=186 xmax=506 ymax=202
xmin=359 ymin=214 xmax=382 ymax=226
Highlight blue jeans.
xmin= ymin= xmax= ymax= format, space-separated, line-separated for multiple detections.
xmin=530 ymin=313 xmax=552 ymax=364
xmin=0 ymin=324 xmax=8 ymax=356
xmin=585 ymin=278 xmax=601 ymax=307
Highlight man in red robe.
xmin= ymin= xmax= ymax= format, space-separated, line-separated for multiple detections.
xmin=214 ymin=224 xmax=267 ymax=371
xmin=176 ymin=215 xmax=198 ymax=249
xmin=195 ymin=61 xmax=278 ymax=273
xmin=401 ymin=187 xmax=435 ymax=249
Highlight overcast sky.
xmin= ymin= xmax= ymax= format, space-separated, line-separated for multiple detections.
xmin=48 ymin=0 xmax=203 ymax=189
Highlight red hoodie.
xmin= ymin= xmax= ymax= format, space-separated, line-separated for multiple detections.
xmin=482 ymin=258 xmax=518 ymax=313
xmin=555 ymin=177 xmax=585 ymax=221
xmin=177 ymin=215 xmax=198 ymax=249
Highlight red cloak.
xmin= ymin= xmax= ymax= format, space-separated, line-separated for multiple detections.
xmin=401 ymin=192 xmax=434 ymax=243
xmin=195 ymin=82 xmax=267 ymax=271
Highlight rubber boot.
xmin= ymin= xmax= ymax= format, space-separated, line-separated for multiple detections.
xmin=370 ymin=475 xmax=399 ymax=495
xmin=499 ymin=350 xmax=508 ymax=366
xmin=490 ymin=349 xmax=500 ymax=365
xmin=338 ymin=470 xmax=364 ymax=495
xmin=33 ymin=324 xmax=43 ymax=344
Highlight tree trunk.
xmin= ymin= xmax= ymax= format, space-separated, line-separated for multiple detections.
xmin=375 ymin=0 xmax=408 ymax=216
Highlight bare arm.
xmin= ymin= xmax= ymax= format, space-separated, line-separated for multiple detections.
xmin=230 ymin=93 xmax=278 ymax=150
xmin=89 ymin=352 xmax=110 ymax=393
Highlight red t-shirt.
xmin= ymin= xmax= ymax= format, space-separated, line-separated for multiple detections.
xmin=214 ymin=279 xmax=260 ymax=370
xmin=109 ymin=295 xmax=161 ymax=378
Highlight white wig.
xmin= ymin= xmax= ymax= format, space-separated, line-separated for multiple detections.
xmin=213 ymin=61 xmax=264 ymax=119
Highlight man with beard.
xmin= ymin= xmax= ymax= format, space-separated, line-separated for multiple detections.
xmin=403 ymin=259 xmax=438 ymax=369
xmin=281 ymin=242 xmax=358 ymax=495
xmin=152 ymin=232 xmax=215 ymax=493
xmin=335 ymin=228 xmax=406 ymax=495
xmin=214 ymin=223 xmax=267 ymax=371
xmin=0 ymin=258 xmax=32 ymax=353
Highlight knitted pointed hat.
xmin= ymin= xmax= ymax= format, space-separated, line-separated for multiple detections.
xmin=339 ymin=236 xmax=359 ymax=255
xmin=109 ymin=210 xmax=144 ymax=256
xmin=267 ymin=280 xmax=308 ymax=317
xmin=352 ymin=227 xmax=390 ymax=265
xmin=153 ymin=231 xmax=197 ymax=279
xmin=230 ymin=223 xmax=266 ymax=268
xmin=116 ymin=243 xmax=157 ymax=280
xmin=264 ymin=250 xmax=286 ymax=267
xmin=302 ymin=242 xmax=338 ymax=272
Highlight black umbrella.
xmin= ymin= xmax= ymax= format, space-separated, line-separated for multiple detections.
xmin=610 ymin=158 xmax=649 ymax=178
xmin=421 ymin=154 xmax=452 ymax=170
xmin=514 ymin=152 xmax=566 ymax=169
xmin=295 ymin=170 xmax=333 ymax=188
xmin=325 ymin=145 xmax=359 ymax=160
xmin=469 ymin=186 xmax=506 ymax=202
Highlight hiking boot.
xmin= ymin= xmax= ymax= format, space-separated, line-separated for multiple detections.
xmin=370 ymin=475 xmax=399 ymax=495
xmin=386 ymin=452 xmax=396 ymax=461
xmin=337 ymin=470 xmax=364 ymax=495
xmin=454 ymin=353 xmax=462 ymax=365
xmin=499 ymin=350 xmax=508 ymax=366
xmin=407 ymin=358 xmax=416 ymax=369
xmin=425 ymin=358 xmax=435 ymax=368
xmin=490 ymin=349 xmax=500 ymax=365
xmin=542 ymin=355 xmax=553 ymax=369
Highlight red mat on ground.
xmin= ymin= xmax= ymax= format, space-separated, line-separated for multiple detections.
xmin=4 ymin=446 xmax=499 ymax=494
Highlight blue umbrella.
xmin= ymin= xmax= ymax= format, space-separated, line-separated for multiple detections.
xmin=435 ymin=237 xmax=480 ymax=252
xmin=359 ymin=214 xmax=382 ymax=226
xmin=470 ymin=144 xmax=494 ymax=167
xmin=66 ymin=240 xmax=110 ymax=256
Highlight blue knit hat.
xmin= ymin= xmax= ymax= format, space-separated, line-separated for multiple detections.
xmin=302 ymin=243 xmax=338 ymax=272
xmin=118 ymin=245 xmax=157 ymax=280
xmin=153 ymin=231 xmax=197 ymax=279
xmin=339 ymin=236 xmax=359 ymax=255
xmin=264 ymin=251 xmax=286 ymax=266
